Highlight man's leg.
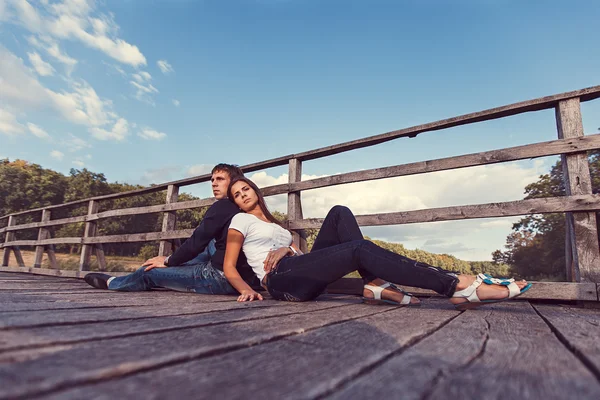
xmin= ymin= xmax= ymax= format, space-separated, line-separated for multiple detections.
xmin=107 ymin=259 xmax=236 ymax=295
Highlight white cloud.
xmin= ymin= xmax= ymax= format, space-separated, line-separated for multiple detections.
xmin=139 ymin=71 xmax=151 ymax=81
xmin=65 ymin=133 xmax=91 ymax=151
xmin=187 ymin=164 xmax=213 ymax=176
xmin=27 ymin=51 xmax=55 ymax=76
xmin=7 ymin=0 xmax=146 ymax=67
xmin=130 ymin=80 xmax=159 ymax=104
xmin=172 ymin=99 xmax=180 ymax=107
xmin=1 ymin=46 xmax=123 ymax=137
xmin=0 ymin=108 xmax=26 ymax=136
xmin=157 ymin=59 xmax=173 ymax=74
xmin=247 ymin=160 xmax=548 ymax=261
xmin=50 ymin=150 xmax=64 ymax=160
xmin=27 ymin=35 xmax=78 ymax=74
xmin=90 ymin=117 xmax=129 ymax=141
xmin=72 ymin=159 xmax=85 ymax=167
xmin=26 ymin=122 xmax=51 ymax=139
xmin=137 ymin=127 xmax=166 ymax=141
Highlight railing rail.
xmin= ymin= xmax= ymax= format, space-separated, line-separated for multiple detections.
xmin=2 ymin=85 xmax=600 ymax=285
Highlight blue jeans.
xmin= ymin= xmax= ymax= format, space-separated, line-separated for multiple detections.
xmin=108 ymin=240 xmax=236 ymax=294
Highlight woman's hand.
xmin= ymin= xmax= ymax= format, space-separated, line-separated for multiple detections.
xmin=238 ymin=290 xmax=264 ymax=302
xmin=263 ymin=247 xmax=292 ymax=273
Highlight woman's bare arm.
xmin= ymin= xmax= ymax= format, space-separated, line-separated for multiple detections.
xmin=224 ymin=228 xmax=263 ymax=301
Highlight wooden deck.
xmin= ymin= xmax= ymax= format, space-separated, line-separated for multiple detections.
xmin=2 ymin=272 xmax=600 ymax=399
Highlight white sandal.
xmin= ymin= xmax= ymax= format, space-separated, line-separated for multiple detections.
xmin=362 ymin=282 xmax=418 ymax=306
xmin=452 ymin=273 xmax=532 ymax=310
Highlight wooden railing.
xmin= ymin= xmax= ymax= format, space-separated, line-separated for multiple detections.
xmin=2 ymin=86 xmax=600 ymax=298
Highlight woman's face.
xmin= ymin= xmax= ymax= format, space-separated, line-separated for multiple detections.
xmin=230 ymin=181 xmax=259 ymax=212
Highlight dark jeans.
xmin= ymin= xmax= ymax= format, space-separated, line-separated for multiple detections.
xmin=265 ymin=206 xmax=459 ymax=302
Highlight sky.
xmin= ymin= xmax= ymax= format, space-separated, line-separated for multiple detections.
xmin=1 ymin=0 xmax=599 ymax=261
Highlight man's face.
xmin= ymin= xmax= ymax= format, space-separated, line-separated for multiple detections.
xmin=211 ymin=170 xmax=231 ymax=200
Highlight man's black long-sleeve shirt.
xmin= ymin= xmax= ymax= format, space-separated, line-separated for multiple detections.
xmin=168 ymin=200 xmax=256 ymax=285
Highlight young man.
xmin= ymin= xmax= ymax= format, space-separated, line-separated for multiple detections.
xmin=84 ymin=163 xmax=257 ymax=294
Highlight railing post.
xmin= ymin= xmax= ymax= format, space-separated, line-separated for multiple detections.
xmin=288 ymin=159 xmax=308 ymax=253
xmin=79 ymin=200 xmax=98 ymax=271
xmin=556 ymin=97 xmax=600 ymax=282
xmin=158 ymin=184 xmax=179 ymax=257
xmin=1 ymin=216 xmax=25 ymax=267
xmin=33 ymin=209 xmax=51 ymax=268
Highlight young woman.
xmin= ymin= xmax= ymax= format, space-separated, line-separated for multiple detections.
xmin=223 ymin=177 xmax=531 ymax=309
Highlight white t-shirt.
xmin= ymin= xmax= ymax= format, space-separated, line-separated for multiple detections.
xmin=229 ymin=213 xmax=292 ymax=281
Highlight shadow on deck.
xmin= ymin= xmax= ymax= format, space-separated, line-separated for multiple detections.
xmin=1 ymin=271 xmax=600 ymax=400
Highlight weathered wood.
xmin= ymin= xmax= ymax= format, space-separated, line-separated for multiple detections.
xmin=262 ymin=134 xmax=600 ymax=197
xmin=12 ymin=246 xmax=25 ymax=267
xmin=565 ymin=214 xmax=576 ymax=281
xmin=79 ymin=200 xmax=99 ymax=271
xmin=290 ymin=194 xmax=600 ymax=229
xmin=83 ymin=229 xmax=195 ymax=244
xmin=1 ymin=215 xmax=87 ymax=233
xmin=95 ymin=244 xmax=107 ymax=271
xmin=326 ymin=278 xmax=598 ymax=301
xmin=1 ymin=216 xmax=16 ymax=267
xmin=557 ymin=98 xmax=600 ymax=283
xmin=0 ymin=303 xmax=389 ymax=399
xmin=0 ymin=267 xmax=129 ymax=279
xmin=46 ymin=245 xmax=58 ymax=269
xmin=288 ymin=158 xmax=308 ymax=253
xmin=0 ymin=237 xmax=81 ymax=248
xmin=41 ymin=300 xmax=458 ymax=400
xmin=33 ymin=209 xmax=51 ymax=268
xmin=4 ymin=86 xmax=600 ymax=222
xmin=331 ymin=302 xmax=600 ymax=400
xmin=0 ymin=301 xmax=351 ymax=352
xmin=158 ymin=184 xmax=179 ymax=256
xmin=534 ymin=304 xmax=600 ymax=376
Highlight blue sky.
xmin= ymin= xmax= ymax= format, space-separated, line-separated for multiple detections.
xmin=1 ymin=0 xmax=599 ymax=260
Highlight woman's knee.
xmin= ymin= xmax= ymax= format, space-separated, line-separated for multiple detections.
xmin=329 ymin=205 xmax=353 ymax=217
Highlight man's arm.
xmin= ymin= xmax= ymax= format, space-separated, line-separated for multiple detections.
xmin=166 ymin=200 xmax=235 ymax=266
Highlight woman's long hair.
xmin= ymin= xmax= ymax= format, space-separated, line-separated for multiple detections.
xmin=227 ymin=177 xmax=284 ymax=227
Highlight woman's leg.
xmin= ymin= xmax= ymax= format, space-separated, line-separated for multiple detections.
xmin=310 ymin=206 xmax=376 ymax=282
xmin=268 ymin=239 xmax=459 ymax=301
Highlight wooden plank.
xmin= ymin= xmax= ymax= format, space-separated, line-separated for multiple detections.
xmin=158 ymin=184 xmax=179 ymax=256
xmin=533 ymin=304 xmax=600 ymax=376
xmin=262 ymin=134 xmax=600 ymax=197
xmin=39 ymin=299 xmax=459 ymax=399
xmin=79 ymin=200 xmax=98 ymax=271
xmin=83 ymin=229 xmax=194 ymax=244
xmin=0 ymin=237 xmax=82 ymax=248
xmin=290 ymin=194 xmax=600 ymax=229
xmin=94 ymin=244 xmax=107 ymax=271
xmin=87 ymin=197 xmax=215 ymax=222
xmin=1 ymin=215 xmax=87 ymax=232
xmin=0 ymin=302 xmax=390 ymax=399
xmin=0 ymin=267 xmax=128 ymax=279
xmin=326 ymin=278 xmax=598 ymax=301
xmin=329 ymin=302 xmax=600 ymax=400
xmin=13 ymin=246 xmax=25 ymax=267
xmin=33 ymin=209 xmax=51 ymax=268
xmin=293 ymin=85 xmax=600 ymax=162
xmin=46 ymin=245 xmax=58 ymax=269
xmin=4 ymin=86 xmax=600 ymax=222
xmin=1 ymin=216 xmax=16 ymax=267
xmin=557 ymin=98 xmax=600 ymax=283
xmin=0 ymin=300 xmax=352 ymax=352
xmin=288 ymin=158 xmax=308 ymax=253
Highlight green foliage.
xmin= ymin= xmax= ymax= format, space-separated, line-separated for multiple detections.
xmin=493 ymin=151 xmax=600 ymax=280
xmin=0 ymin=159 xmax=207 ymax=258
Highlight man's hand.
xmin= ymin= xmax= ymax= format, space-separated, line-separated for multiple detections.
xmin=142 ymin=255 xmax=168 ymax=272
xmin=263 ymin=247 xmax=292 ymax=273
xmin=237 ymin=289 xmax=263 ymax=302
